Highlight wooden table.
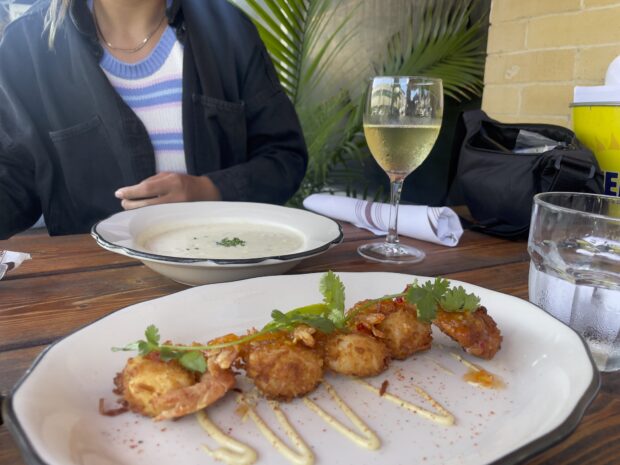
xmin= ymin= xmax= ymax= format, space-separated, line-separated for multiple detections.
xmin=0 ymin=225 xmax=618 ymax=465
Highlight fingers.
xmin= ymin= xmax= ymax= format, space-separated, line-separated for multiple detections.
xmin=119 ymin=195 xmax=165 ymax=210
xmin=115 ymin=173 xmax=165 ymax=200
xmin=115 ymin=173 xmax=221 ymax=210
xmin=115 ymin=173 xmax=175 ymax=210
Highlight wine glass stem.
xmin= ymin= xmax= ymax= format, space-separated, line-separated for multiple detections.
xmin=386 ymin=174 xmax=405 ymax=246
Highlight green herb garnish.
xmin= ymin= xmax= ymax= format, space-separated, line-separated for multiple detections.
xmin=405 ymin=278 xmax=480 ymax=321
xmin=112 ymin=272 xmax=347 ymax=373
xmin=216 ymin=237 xmax=246 ymax=247
xmin=344 ymin=277 xmax=480 ymax=323
xmin=112 ymin=273 xmax=480 ymax=373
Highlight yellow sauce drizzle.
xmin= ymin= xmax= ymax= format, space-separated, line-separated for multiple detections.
xmin=196 ymin=411 xmax=258 ymax=465
xmin=427 ymin=357 xmax=455 ymax=375
xmin=358 ymin=380 xmax=455 ymax=426
xmin=193 ymin=353 xmax=502 ymax=464
xmin=240 ymin=395 xmax=314 ymax=465
xmin=303 ymin=382 xmax=380 ymax=450
xmin=450 ymin=353 xmax=506 ymax=389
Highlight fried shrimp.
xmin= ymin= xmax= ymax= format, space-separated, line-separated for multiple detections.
xmin=114 ymin=345 xmax=237 ymax=420
xmin=324 ymin=332 xmax=390 ymax=377
xmin=152 ymin=359 xmax=236 ymax=420
xmin=349 ymin=298 xmax=433 ymax=360
xmin=110 ymin=273 xmax=503 ymax=422
xmin=241 ymin=329 xmax=324 ymax=401
xmin=113 ymin=355 xmax=198 ymax=418
xmin=433 ymin=306 xmax=502 ymax=359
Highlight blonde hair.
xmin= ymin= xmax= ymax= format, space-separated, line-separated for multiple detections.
xmin=44 ymin=0 xmax=71 ymax=48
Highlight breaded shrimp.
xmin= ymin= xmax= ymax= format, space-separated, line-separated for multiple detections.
xmin=113 ymin=353 xmax=235 ymax=420
xmin=349 ymin=298 xmax=432 ymax=360
xmin=433 ymin=306 xmax=502 ymax=359
xmin=113 ymin=355 xmax=198 ymax=418
xmin=152 ymin=359 xmax=236 ymax=420
xmin=323 ymin=332 xmax=390 ymax=377
xmin=241 ymin=329 xmax=324 ymax=401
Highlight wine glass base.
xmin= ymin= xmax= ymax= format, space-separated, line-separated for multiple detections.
xmin=357 ymin=242 xmax=425 ymax=264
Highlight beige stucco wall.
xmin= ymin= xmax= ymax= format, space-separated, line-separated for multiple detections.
xmin=482 ymin=0 xmax=620 ymax=128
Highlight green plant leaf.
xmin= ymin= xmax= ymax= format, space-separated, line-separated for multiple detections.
xmin=440 ymin=286 xmax=481 ymax=312
xmin=319 ymin=271 xmax=346 ymax=328
xmin=377 ymin=0 xmax=487 ymax=101
xmin=179 ymin=351 xmax=207 ymax=374
xmin=145 ymin=324 xmax=160 ymax=345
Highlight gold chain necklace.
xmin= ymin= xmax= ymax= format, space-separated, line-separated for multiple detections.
xmin=92 ymin=0 xmax=167 ymax=54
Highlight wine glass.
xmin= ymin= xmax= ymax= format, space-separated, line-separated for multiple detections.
xmin=357 ymin=76 xmax=443 ymax=264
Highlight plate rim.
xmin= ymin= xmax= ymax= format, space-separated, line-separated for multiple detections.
xmin=1 ymin=272 xmax=602 ymax=465
xmin=90 ymin=202 xmax=344 ymax=265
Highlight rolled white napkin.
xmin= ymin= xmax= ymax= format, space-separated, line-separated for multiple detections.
xmin=303 ymin=194 xmax=463 ymax=247
xmin=0 ymin=250 xmax=31 ymax=280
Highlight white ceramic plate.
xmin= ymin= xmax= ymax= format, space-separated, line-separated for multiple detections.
xmin=90 ymin=202 xmax=343 ymax=286
xmin=4 ymin=273 xmax=600 ymax=465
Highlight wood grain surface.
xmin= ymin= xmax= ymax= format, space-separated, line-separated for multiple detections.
xmin=0 ymin=224 xmax=616 ymax=465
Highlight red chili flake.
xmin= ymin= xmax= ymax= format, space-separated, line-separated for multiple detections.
xmin=379 ymin=380 xmax=389 ymax=396
xmin=394 ymin=296 xmax=404 ymax=303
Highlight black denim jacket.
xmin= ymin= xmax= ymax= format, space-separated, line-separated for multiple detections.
xmin=0 ymin=0 xmax=308 ymax=238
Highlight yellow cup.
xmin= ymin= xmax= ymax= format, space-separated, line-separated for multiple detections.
xmin=572 ymin=104 xmax=620 ymax=197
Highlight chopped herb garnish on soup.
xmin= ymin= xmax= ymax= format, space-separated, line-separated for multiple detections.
xmin=216 ymin=237 xmax=246 ymax=247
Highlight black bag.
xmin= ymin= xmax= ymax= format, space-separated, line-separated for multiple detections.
xmin=451 ymin=110 xmax=604 ymax=238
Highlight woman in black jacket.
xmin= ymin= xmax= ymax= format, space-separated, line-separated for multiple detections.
xmin=0 ymin=0 xmax=308 ymax=238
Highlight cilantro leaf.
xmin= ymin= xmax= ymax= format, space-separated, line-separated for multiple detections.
xmin=440 ymin=286 xmax=480 ymax=312
xmin=404 ymin=278 xmax=480 ymax=322
xmin=432 ymin=277 xmax=450 ymax=297
xmin=145 ymin=325 xmax=160 ymax=345
xmin=131 ymin=325 xmax=161 ymax=355
xmin=406 ymin=284 xmax=438 ymax=322
xmin=320 ymin=271 xmax=346 ymax=328
xmin=112 ymin=324 xmax=163 ymax=355
xmin=137 ymin=340 xmax=153 ymax=356
xmin=179 ymin=351 xmax=207 ymax=373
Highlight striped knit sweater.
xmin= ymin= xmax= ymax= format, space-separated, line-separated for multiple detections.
xmin=99 ymin=26 xmax=187 ymax=174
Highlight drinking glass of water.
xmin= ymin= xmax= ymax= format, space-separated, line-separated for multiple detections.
xmin=358 ymin=76 xmax=443 ymax=264
xmin=528 ymin=192 xmax=620 ymax=371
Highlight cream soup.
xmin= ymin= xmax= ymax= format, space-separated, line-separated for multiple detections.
xmin=139 ymin=222 xmax=305 ymax=259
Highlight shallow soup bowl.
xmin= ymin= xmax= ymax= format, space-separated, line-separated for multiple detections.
xmin=91 ymin=202 xmax=343 ymax=286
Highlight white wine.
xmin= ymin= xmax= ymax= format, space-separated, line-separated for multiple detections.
xmin=363 ymin=124 xmax=441 ymax=175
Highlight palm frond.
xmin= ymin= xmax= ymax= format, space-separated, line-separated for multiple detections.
xmin=377 ymin=0 xmax=488 ymax=101
xmin=242 ymin=0 xmax=307 ymax=103
xmin=240 ymin=0 xmax=356 ymax=106
xmin=296 ymin=2 xmax=358 ymax=105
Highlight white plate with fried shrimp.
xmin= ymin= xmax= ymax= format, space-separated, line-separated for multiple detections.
xmin=4 ymin=272 xmax=599 ymax=465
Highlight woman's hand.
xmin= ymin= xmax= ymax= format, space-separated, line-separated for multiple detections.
xmin=115 ymin=172 xmax=221 ymax=210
